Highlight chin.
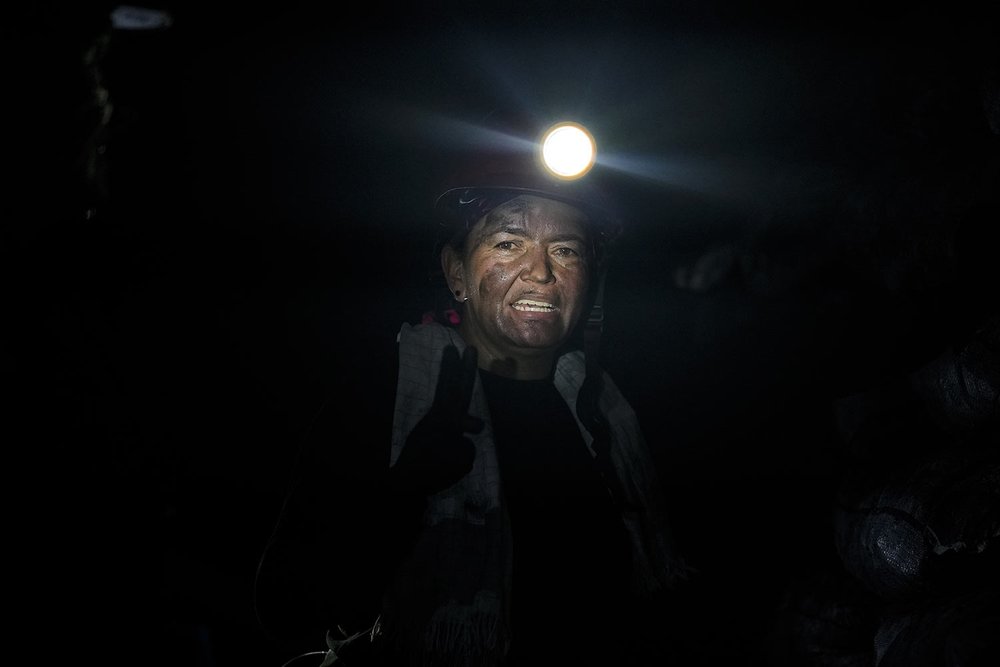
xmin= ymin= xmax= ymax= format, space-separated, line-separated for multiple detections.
xmin=512 ymin=328 xmax=568 ymax=351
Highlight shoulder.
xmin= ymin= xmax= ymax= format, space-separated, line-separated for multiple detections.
xmin=554 ymin=348 xmax=625 ymax=396
xmin=396 ymin=322 xmax=466 ymax=367
xmin=397 ymin=321 xmax=464 ymax=348
xmin=555 ymin=348 xmax=586 ymax=379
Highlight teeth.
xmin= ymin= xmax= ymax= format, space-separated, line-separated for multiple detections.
xmin=513 ymin=299 xmax=556 ymax=312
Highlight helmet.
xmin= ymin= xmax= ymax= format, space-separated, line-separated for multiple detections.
xmin=433 ymin=118 xmax=622 ymax=264
xmin=431 ymin=116 xmax=618 ymax=409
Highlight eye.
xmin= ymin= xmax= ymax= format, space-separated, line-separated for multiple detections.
xmin=495 ymin=240 xmax=518 ymax=251
xmin=553 ymin=246 xmax=580 ymax=257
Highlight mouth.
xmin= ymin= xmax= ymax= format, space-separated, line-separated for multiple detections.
xmin=511 ymin=298 xmax=558 ymax=313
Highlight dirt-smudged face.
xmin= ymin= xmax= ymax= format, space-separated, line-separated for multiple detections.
xmin=442 ymin=195 xmax=592 ymax=379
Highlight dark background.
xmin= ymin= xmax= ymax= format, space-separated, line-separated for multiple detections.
xmin=10 ymin=2 xmax=998 ymax=666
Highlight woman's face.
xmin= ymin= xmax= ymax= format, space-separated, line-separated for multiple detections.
xmin=443 ymin=195 xmax=592 ymax=375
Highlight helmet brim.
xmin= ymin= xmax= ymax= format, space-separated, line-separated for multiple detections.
xmin=434 ymin=185 xmax=621 ymax=240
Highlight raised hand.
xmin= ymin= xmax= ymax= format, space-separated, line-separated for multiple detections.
xmin=391 ymin=345 xmax=482 ymax=496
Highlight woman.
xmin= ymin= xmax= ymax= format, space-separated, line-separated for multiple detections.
xmin=257 ymin=122 xmax=688 ymax=667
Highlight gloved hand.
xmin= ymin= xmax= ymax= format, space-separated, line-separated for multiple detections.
xmin=390 ymin=345 xmax=482 ymax=497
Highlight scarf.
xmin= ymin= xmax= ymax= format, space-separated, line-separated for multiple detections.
xmin=379 ymin=322 xmax=687 ymax=666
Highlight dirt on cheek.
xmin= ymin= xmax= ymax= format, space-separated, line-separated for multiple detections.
xmin=477 ymin=267 xmax=516 ymax=301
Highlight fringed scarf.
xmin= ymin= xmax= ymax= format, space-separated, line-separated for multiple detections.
xmin=378 ymin=322 xmax=688 ymax=666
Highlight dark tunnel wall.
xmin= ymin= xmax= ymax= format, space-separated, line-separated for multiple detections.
xmin=8 ymin=2 xmax=999 ymax=666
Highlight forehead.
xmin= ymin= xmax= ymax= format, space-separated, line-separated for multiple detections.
xmin=473 ymin=195 xmax=591 ymax=238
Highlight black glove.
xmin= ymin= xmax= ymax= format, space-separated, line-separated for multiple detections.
xmin=390 ymin=345 xmax=482 ymax=497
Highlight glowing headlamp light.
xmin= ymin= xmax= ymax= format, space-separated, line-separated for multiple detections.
xmin=540 ymin=121 xmax=596 ymax=180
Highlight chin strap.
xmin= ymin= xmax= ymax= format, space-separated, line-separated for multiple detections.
xmin=575 ymin=269 xmax=638 ymax=512
xmin=577 ymin=267 xmax=606 ymax=421
xmin=583 ymin=270 xmax=606 ymax=381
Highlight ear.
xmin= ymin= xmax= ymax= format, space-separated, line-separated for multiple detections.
xmin=440 ymin=245 xmax=466 ymax=299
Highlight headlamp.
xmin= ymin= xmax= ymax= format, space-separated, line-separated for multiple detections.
xmin=540 ymin=121 xmax=596 ymax=180
xmin=435 ymin=117 xmax=618 ymax=245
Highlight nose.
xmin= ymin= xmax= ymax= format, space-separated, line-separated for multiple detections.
xmin=520 ymin=246 xmax=554 ymax=284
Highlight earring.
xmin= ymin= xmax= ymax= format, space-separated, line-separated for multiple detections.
xmin=455 ymin=289 xmax=468 ymax=302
